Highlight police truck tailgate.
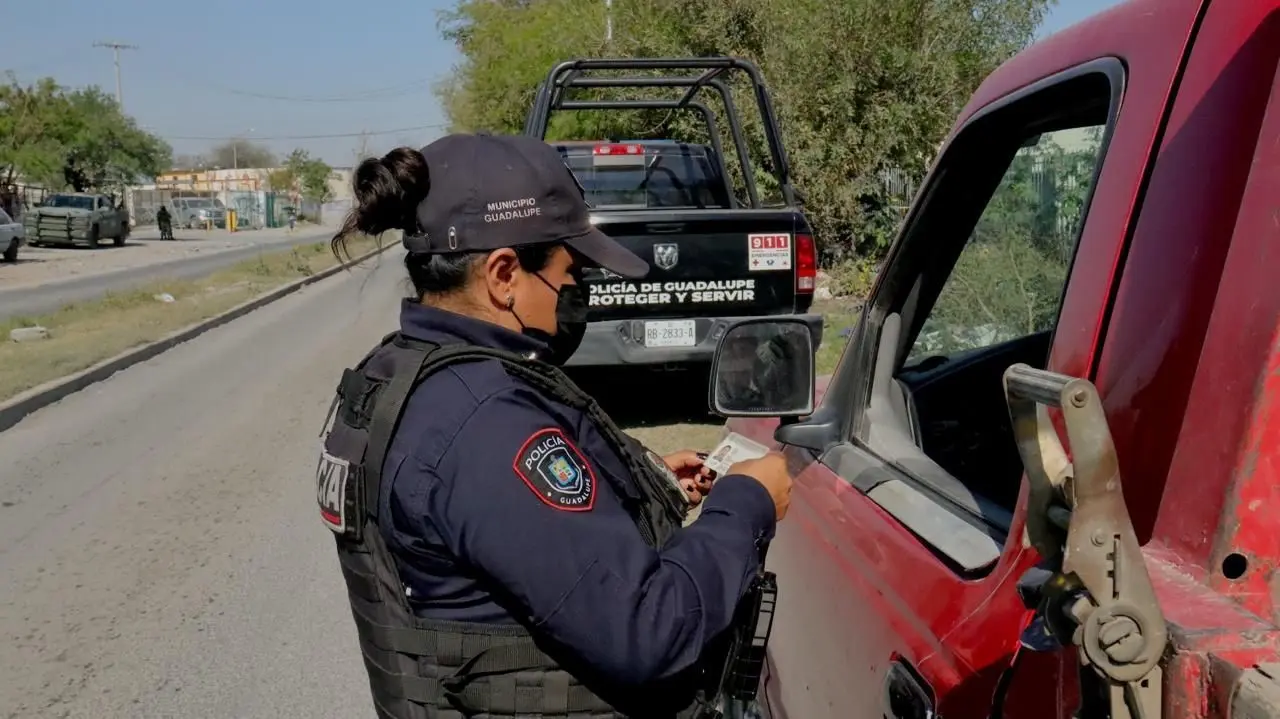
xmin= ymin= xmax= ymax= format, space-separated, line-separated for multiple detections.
xmin=582 ymin=209 xmax=815 ymax=326
xmin=535 ymin=85 xmax=821 ymax=367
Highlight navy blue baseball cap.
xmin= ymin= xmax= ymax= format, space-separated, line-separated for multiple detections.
xmin=401 ymin=132 xmax=650 ymax=279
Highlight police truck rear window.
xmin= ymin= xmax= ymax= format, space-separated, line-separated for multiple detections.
xmin=557 ymin=143 xmax=731 ymax=210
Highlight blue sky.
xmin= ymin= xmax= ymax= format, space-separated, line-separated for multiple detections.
xmin=1 ymin=0 xmax=1122 ymax=168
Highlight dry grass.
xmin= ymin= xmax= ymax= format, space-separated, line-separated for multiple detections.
xmin=0 ymin=235 xmax=380 ymax=402
xmin=813 ymin=297 xmax=862 ymax=376
xmin=620 ymin=297 xmax=861 ymax=456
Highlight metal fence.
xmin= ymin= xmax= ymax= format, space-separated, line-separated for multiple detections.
xmin=227 ymin=191 xmax=270 ymax=230
xmin=879 ymin=167 xmax=918 ymax=213
xmin=128 ymin=189 xmax=173 ymax=226
xmin=127 ymin=187 xmax=294 ymax=230
xmin=0 ymin=183 xmax=53 ymax=220
xmin=127 ymin=189 xmax=224 ymax=226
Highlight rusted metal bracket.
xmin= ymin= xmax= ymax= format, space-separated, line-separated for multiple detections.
xmin=1003 ymin=364 xmax=1169 ymax=719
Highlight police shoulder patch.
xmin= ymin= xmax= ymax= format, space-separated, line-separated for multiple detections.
xmin=513 ymin=428 xmax=596 ymax=512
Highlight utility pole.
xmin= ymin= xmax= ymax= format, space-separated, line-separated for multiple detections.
xmin=605 ymin=0 xmax=613 ymax=44
xmin=355 ymin=130 xmax=371 ymax=165
xmin=93 ymin=41 xmax=138 ymax=111
xmin=233 ymin=128 xmax=256 ymax=170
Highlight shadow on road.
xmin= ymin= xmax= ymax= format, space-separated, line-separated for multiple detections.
xmin=5 ymin=255 xmax=48 ymax=266
xmin=27 ymin=241 xmax=144 ymax=252
xmin=129 ymin=236 xmax=221 ymax=245
xmin=567 ymin=366 xmax=724 ymax=431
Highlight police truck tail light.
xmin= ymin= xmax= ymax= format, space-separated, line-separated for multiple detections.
xmin=593 ymin=144 xmax=644 ymax=156
xmin=796 ymin=233 xmax=816 ymax=293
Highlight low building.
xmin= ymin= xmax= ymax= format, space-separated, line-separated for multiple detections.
xmin=155 ymin=168 xmax=273 ymax=193
xmin=322 ymin=167 xmax=355 ymax=226
xmin=146 ymin=164 xmax=355 ymax=227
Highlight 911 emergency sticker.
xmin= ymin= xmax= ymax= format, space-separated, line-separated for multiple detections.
xmin=514 ymin=428 xmax=596 ymax=511
xmin=748 ymin=233 xmax=792 ymax=271
xmin=316 ymin=450 xmax=351 ymax=534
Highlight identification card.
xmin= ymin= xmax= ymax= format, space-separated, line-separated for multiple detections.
xmin=703 ymin=432 xmax=770 ymax=477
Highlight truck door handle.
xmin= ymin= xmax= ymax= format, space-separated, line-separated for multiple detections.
xmin=883 ymin=659 xmax=935 ymax=719
xmin=646 ymin=222 xmax=686 ymax=233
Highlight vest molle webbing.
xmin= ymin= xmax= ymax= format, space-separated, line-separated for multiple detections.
xmin=318 ymin=334 xmax=712 ymax=719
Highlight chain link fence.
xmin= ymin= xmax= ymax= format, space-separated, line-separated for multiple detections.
xmin=0 ymin=183 xmax=54 ymax=221
xmin=127 ymin=188 xmax=295 ymax=230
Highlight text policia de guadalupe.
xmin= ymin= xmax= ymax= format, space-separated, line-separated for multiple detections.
xmin=589 ymin=280 xmax=756 ymax=306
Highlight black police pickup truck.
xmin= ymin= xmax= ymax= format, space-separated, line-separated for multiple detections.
xmin=524 ymin=57 xmax=822 ymax=370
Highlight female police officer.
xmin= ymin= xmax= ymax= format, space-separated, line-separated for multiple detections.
xmin=318 ymin=132 xmax=793 ymax=719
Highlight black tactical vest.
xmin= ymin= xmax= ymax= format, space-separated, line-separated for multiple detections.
xmin=316 ymin=332 xmax=714 ymax=719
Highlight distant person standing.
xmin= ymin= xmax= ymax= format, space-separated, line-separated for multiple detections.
xmin=286 ymin=205 xmax=297 ymax=232
xmin=156 ymin=205 xmax=173 ymax=241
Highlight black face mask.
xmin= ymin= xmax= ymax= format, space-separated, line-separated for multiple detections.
xmin=511 ymin=273 xmax=588 ymax=365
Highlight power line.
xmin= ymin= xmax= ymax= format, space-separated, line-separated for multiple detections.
xmin=145 ymin=65 xmax=435 ymax=103
xmin=203 ymin=79 xmax=433 ymax=103
xmin=8 ymin=48 xmax=431 ymax=105
xmin=160 ymin=122 xmax=448 ymax=141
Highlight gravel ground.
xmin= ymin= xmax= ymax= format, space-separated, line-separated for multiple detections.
xmin=0 ymin=226 xmax=340 ymax=321
xmin=0 ymin=250 xmax=729 ymax=719
xmin=0 ymin=225 xmax=334 ymax=287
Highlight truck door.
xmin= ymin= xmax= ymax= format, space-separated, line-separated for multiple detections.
xmin=732 ymin=1 xmax=1211 ymax=717
xmin=96 ymin=196 xmax=118 ymax=237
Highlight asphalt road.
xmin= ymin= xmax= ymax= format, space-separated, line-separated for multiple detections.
xmin=0 ymin=245 xmax=723 ymax=718
xmin=0 ymin=227 xmax=334 ymax=321
xmin=0 ymin=251 xmax=401 ymax=718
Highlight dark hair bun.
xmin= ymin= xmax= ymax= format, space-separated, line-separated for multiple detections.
xmin=351 ymin=146 xmax=430 ymax=236
xmin=331 ymin=147 xmax=430 ymax=260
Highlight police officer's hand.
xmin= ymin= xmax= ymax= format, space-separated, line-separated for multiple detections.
xmin=729 ymin=452 xmax=793 ymax=520
xmin=664 ymin=450 xmax=715 ymax=505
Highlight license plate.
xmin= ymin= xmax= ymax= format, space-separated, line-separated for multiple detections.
xmin=644 ymin=320 xmax=697 ymax=348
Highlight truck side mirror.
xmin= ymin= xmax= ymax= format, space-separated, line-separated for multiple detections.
xmin=708 ymin=318 xmax=816 ymax=417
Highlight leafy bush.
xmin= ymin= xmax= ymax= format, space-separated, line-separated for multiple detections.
xmin=434 ymin=0 xmax=1058 ymax=266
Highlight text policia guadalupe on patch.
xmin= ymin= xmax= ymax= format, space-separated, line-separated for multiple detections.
xmin=588 ymin=279 xmax=757 ymax=307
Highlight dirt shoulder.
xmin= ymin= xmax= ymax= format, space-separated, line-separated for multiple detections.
xmin=0 ymin=235 xmax=378 ymax=402
xmin=0 ymin=226 xmax=327 ymax=291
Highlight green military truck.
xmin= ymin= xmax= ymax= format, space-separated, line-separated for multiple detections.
xmin=23 ymin=193 xmax=130 ymax=248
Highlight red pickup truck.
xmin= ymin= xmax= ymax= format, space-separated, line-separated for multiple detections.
xmin=707 ymin=0 xmax=1280 ymax=717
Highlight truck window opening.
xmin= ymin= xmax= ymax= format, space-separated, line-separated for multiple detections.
xmin=865 ymin=71 xmax=1115 ymax=533
xmin=558 ymin=145 xmax=732 ymax=210
xmin=47 ymin=195 xmax=95 ymax=211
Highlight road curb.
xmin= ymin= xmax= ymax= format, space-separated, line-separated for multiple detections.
xmin=0 ymin=241 xmax=396 ymax=434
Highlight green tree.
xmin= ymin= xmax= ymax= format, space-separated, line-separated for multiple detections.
xmin=273 ymin=149 xmax=334 ymax=204
xmin=266 ymin=167 xmax=294 ymax=194
xmin=0 ymin=74 xmax=171 ymax=191
xmin=0 ymin=77 xmax=69 ymax=188
xmin=208 ymin=140 xmax=276 ymax=170
xmin=435 ymin=0 xmax=1056 ymax=265
xmin=60 ymin=87 xmax=171 ymax=191
xmin=913 ymin=130 xmax=1102 ymax=359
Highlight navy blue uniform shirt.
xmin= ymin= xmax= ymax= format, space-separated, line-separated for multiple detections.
xmin=378 ymin=300 xmax=777 ymax=686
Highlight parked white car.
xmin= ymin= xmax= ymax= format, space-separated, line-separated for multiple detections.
xmin=1 ymin=207 xmax=25 ymax=262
